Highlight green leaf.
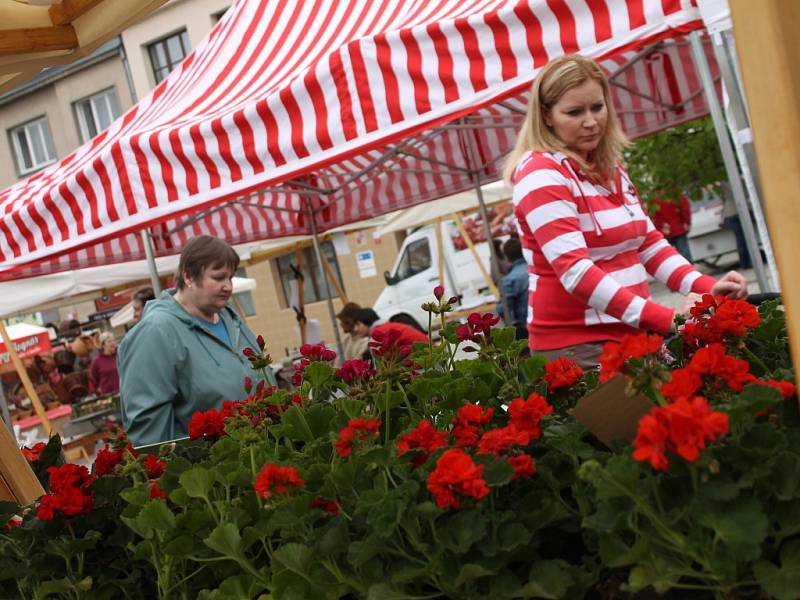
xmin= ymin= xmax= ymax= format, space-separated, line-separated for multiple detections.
xmin=317 ymin=519 xmax=348 ymax=557
xmin=179 ymin=466 xmax=216 ymax=499
xmin=454 ymin=563 xmax=496 ymax=587
xmin=725 ymin=383 xmax=782 ymax=426
xmin=483 ymin=459 xmax=515 ymax=487
xmin=520 ymin=560 xmax=573 ymax=599
xmin=771 ymin=452 xmax=800 ymax=500
xmin=439 ymin=510 xmax=487 ymax=553
xmin=497 ymin=523 xmax=531 ymax=551
xmin=304 ymin=361 xmax=335 ymax=388
xmin=337 ymin=398 xmax=366 ymax=419
xmin=272 ymin=543 xmax=313 ymax=576
xmin=304 ymin=403 xmax=337 ymax=439
xmin=163 ymin=535 xmax=195 ymax=557
xmin=625 ymin=563 xmax=681 ymax=594
xmin=38 ymin=576 xmax=93 ymax=597
xmin=280 ymin=405 xmax=315 ymax=443
xmin=376 ymin=390 xmax=404 ymax=411
xmin=696 ymin=496 xmax=768 ymax=560
xmin=492 ymin=327 xmax=516 ymax=350
xmin=204 ymin=522 xmax=245 ymax=560
xmin=519 ymin=355 xmax=547 ymax=384
xmin=754 ymin=539 xmax=800 ymax=600
xmin=137 ymin=498 xmax=175 ymax=532
xmin=217 ymin=574 xmax=267 ymax=600
xmin=366 ymin=582 xmax=431 ymax=600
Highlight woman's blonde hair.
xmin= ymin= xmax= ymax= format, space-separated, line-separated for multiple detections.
xmin=503 ymin=54 xmax=628 ymax=182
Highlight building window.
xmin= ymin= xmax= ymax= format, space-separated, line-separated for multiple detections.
xmin=276 ymin=242 xmax=344 ymax=307
xmin=9 ymin=117 xmax=57 ymax=176
xmin=73 ymin=88 xmax=121 ymax=143
xmin=233 ymin=267 xmax=256 ymax=317
xmin=212 ymin=7 xmax=229 ymax=22
xmin=147 ymin=30 xmax=191 ymax=84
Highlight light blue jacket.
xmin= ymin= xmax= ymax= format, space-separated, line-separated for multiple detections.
xmin=118 ymin=289 xmax=262 ymax=447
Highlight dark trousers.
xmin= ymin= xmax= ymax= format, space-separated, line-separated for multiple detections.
xmin=724 ymin=215 xmax=752 ymax=269
xmin=669 ymin=234 xmax=693 ymax=262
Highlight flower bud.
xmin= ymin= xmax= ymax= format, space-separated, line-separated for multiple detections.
xmin=448 ymin=296 xmax=459 ymax=305
xmin=257 ymin=334 xmax=266 ymax=350
xmin=244 ymin=376 xmax=253 ymax=393
xmin=433 ymin=285 xmax=444 ymax=300
xmin=243 ymin=347 xmax=255 ymax=358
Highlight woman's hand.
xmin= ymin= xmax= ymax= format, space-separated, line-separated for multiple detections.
xmin=710 ymin=271 xmax=749 ymax=299
xmin=677 ymin=292 xmax=704 ymax=317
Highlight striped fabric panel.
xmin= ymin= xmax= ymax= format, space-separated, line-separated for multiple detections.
xmin=0 ymin=0 xmax=712 ymax=281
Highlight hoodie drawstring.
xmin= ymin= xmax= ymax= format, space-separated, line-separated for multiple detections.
xmin=561 ymin=158 xmax=604 ymax=237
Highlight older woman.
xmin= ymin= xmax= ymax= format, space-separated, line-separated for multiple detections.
xmin=504 ymin=55 xmax=747 ymax=369
xmin=118 ymin=236 xmax=264 ymax=446
xmin=89 ymin=332 xmax=120 ymax=395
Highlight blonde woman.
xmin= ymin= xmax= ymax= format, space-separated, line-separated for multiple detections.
xmin=505 ymin=55 xmax=747 ymax=369
xmin=90 ymin=332 xmax=119 ymax=395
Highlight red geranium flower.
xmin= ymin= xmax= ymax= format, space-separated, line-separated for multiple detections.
xmin=396 ymin=420 xmax=448 ymax=457
xmin=149 ymin=481 xmax=167 ymax=500
xmin=300 ymin=343 xmax=337 ymax=362
xmin=599 ymin=334 xmax=663 ymax=382
xmin=142 ymin=454 xmax=167 ymax=479
xmin=712 ymin=299 xmax=761 ymax=337
xmin=426 ymin=448 xmax=490 ymax=509
xmin=48 ymin=464 xmax=94 ymax=494
xmin=188 ymin=408 xmax=229 ymax=440
xmin=661 ymin=368 xmax=703 ymax=401
xmin=508 ymin=393 xmax=553 ymax=440
xmin=93 ymin=445 xmax=126 ymax=476
xmin=37 ymin=486 xmax=94 ymax=521
xmin=254 ymin=464 xmax=305 ymax=499
xmin=477 ymin=425 xmax=530 ymax=456
xmin=758 ymin=378 xmax=797 ymax=399
xmin=543 ymin=356 xmax=583 ymax=391
xmin=311 ymin=497 xmax=339 ymax=516
xmin=21 ymin=442 xmax=46 ymax=463
xmin=689 ymin=343 xmax=755 ymax=392
xmin=632 ymin=413 xmax=670 ymax=471
xmin=467 ymin=312 xmax=500 ymax=335
xmin=336 ymin=359 xmax=376 ymax=384
xmin=335 ymin=418 xmax=382 ymax=458
xmin=451 ymin=404 xmax=494 ymax=448
xmin=507 ymin=454 xmax=536 ymax=480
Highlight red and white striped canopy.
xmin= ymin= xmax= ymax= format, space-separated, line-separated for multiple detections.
xmin=0 ymin=0 xmax=717 ymax=281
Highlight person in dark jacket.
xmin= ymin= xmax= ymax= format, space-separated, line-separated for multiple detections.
xmin=499 ymin=237 xmax=530 ymax=340
xmin=118 ymin=236 xmax=266 ymax=447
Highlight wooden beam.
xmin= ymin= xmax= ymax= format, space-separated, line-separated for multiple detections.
xmin=0 ymin=26 xmax=78 ymax=56
xmin=320 ymin=254 xmax=348 ymax=304
xmin=729 ymin=0 xmax=800 ymax=384
xmin=0 ymin=422 xmax=45 ymax=504
xmin=0 ymin=321 xmax=52 ymax=436
xmin=49 ymin=0 xmax=104 ymax=26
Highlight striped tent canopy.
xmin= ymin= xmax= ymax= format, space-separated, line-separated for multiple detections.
xmin=0 ymin=0 xmax=719 ymax=281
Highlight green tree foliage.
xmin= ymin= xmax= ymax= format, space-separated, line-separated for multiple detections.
xmin=625 ymin=117 xmax=727 ymax=205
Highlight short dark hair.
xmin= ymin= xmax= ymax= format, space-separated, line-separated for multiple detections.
xmin=502 ymin=237 xmax=523 ymax=262
xmin=337 ymin=302 xmax=362 ymax=321
xmin=354 ymin=308 xmax=380 ymax=327
xmin=176 ymin=236 xmax=239 ymax=290
xmin=133 ymin=287 xmax=156 ymax=303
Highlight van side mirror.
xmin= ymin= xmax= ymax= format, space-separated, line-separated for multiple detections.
xmin=384 ymin=271 xmax=399 ymax=285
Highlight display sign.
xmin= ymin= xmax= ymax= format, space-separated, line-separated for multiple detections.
xmin=0 ymin=331 xmax=51 ymax=366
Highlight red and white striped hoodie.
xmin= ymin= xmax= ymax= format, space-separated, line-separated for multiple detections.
xmin=512 ymin=151 xmax=715 ymax=350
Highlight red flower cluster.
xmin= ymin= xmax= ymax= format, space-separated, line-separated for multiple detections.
xmin=633 ymin=396 xmax=729 ymax=471
xmin=336 ymin=359 xmax=376 ymax=384
xmin=508 ymin=392 xmax=553 ymax=440
xmin=94 ymin=444 xmax=136 ymax=476
xmin=455 ymin=312 xmax=500 ymax=343
xmin=477 ymin=425 xmax=530 ymax=456
xmin=758 ymin=378 xmax=796 ymax=399
xmin=37 ymin=464 xmax=95 ymax=521
xmin=149 ymin=481 xmax=167 ymax=500
xmin=369 ymin=328 xmax=413 ymax=359
xmin=599 ymin=333 xmax=664 ymax=383
xmin=543 ymin=356 xmax=584 ymax=391
xmin=21 ymin=442 xmax=46 ymax=462
xmin=254 ymin=464 xmax=305 ymax=499
xmin=335 ymin=418 xmax=382 ymax=458
xmin=188 ymin=407 xmax=229 ymax=440
xmin=507 ymin=454 xmax=536 ymax=480
xmin=451 ymin=404 xmax=494 ymax=447
xmin=682 ymin=294 xmax=761 ymax=347
xmin=396 ymin=420 xmax=448 ymax=468
xmin=291 ymin=343 xmax=338 ymax=385
xmin=311 ymin=496 xmax=339 ymax=516
xmin=426 ymin=448 xmax=491 ymax=509
xmin=661 ymin=343 xmax=755 ymax=400
xmin=142 ymin=454 xmax=166 ymax=479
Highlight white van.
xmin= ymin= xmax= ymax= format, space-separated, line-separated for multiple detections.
xmin=373 ymin=219 xmax=499 ymax=330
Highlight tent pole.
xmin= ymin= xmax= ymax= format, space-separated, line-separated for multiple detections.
xmin=141 ymin=230 xmax=162 ymax=295
xmin=0 ymin=321 xmax=52 ymax=436
xmin=688 ymin=32 xmax=769 ymax=292
xmin=306 ymin=200 xmax=344 ymax=358
xmin=0 ymin=381 xmax=15 ymax=440
xmin=462 ymin=125 xmax=511 ymax=320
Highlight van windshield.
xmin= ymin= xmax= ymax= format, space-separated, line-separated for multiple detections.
xmin=396 ymin=238 xmax=432 ymax=280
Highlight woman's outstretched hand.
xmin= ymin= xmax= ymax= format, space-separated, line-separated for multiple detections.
xmin=710 ymin=271 xmax=749 ymax=299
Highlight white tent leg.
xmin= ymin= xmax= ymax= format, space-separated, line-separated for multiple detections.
xmin=710 ymin=29 xmax=780 ymax=291
xmin=141 ymin=230 xmax=162 ymax=295
xmin=306 ymin=200 xmax=344 ymax=358
xmin=689 ymin=32 xmax=769 ymax=292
